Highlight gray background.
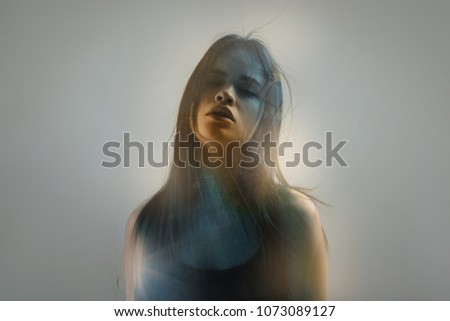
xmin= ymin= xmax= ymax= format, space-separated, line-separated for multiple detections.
xmin=1 ymin=0 xmax=449 ymax=300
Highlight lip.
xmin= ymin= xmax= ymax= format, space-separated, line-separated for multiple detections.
xmin=206 ymin=105 xmax=236 ymax=123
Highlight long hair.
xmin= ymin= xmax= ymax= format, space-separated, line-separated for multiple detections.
xmin=127 ymin=34 xmax=317 ymax=299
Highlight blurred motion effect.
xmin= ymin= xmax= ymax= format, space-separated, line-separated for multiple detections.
xmin=124 ymin=34 xmax=327 ymax=300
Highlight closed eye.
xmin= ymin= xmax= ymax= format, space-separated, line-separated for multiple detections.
xmin=208 ymin=82 xmax=221 ymax=87
xmin=205 ymin=78 xmax=224 ymax=88
xmin=205 ymin=70 xmax=226 ymax=88
xmin=238 ymin=87 xmax=259 ymax=98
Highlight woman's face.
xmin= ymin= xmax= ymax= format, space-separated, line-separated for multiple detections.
xmin=195 ymin=47 xmax=267 ymax=146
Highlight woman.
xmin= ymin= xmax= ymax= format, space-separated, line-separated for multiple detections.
xmin=124 ymin=34 xmax=327 ymax=300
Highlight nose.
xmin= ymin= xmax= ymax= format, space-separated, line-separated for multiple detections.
xmin=215 ymin=88 xmax=236 ymax=106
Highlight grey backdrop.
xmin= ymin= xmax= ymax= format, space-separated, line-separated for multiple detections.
xmin=1 ymin=0 xmax=449 ymax=300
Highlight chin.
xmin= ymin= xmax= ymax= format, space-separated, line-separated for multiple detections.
xmin=196 ymin=126 xmax=237 ymax=145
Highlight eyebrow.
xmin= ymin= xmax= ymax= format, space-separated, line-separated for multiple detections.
xmin=209 ymin=68 xmax=263 ymax=88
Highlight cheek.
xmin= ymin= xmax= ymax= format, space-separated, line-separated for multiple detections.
xmin=194 ymin=104 xmax=207 ymax=132
xmin=242 ymin=102 xmax=264 ymax=127
xmin=238 ymin=103 xmax=264 ymax=139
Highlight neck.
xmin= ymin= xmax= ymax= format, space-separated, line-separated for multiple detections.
xmin=196 ymin=166 xmax=246 ymax=206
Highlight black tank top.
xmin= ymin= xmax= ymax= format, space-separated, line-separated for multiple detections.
xmin=135 ymin=244 xmax=269 ymax=300
xmin=134 ymin=183 xmax=296 ymax=300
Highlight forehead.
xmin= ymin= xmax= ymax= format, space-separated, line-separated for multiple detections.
xmin=210 ymin=47 xmax=266 ymax=82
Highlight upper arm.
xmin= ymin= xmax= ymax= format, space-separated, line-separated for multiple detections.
xmin=124 ymin=203 xmax=146 ymax=300
xmin=283 ymin=190 xmax=328 ymax=300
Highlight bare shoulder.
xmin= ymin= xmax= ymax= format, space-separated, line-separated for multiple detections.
xmin=124 ymin=200 xmax=148 ymax=300
xmin=283 ymin=188 xmax=321 ymax=228
xmin=283 ymin=188 xmax=328 ymax=300
xmin=278 ymin=187 xmax=326 ymax=253
xmin=126 ymin=200 xmax=148 ymax=236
